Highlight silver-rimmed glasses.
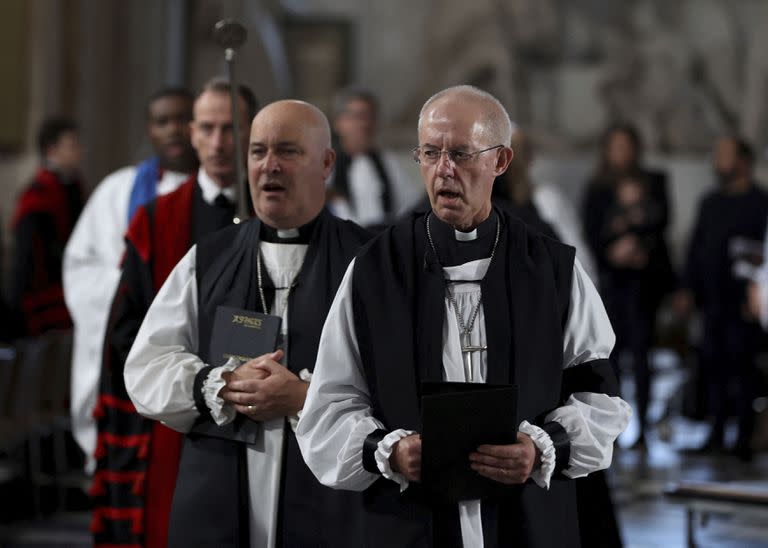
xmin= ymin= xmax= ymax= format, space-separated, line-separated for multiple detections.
xmin=412 ymin=144 xmax=504 ymax=166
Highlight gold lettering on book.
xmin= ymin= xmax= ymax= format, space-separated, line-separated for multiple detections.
xmin=232 ymin=315 xmax=263 ymax=329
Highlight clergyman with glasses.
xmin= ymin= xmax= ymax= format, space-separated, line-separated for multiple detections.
xmin=297 ymin=85 xmax=630 ymax=547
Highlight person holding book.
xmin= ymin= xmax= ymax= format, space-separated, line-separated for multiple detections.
xmin=124 ymin=99 xmax=370 ymax=547
xmin=296 ymin=85 xmax=631 ymax=548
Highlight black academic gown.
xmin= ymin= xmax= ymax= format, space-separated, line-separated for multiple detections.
xmin=683 ymin=184 xmax=768 ymax=448
xmin=167 ymin=210 xmax=371 ymax=547
xmin=351 ymin=209 xmax=619 ymax=548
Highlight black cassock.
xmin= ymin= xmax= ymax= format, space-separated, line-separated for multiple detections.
xmin=168 ymin=210 xmax=371 ymax=547
xmin=350 ymin=209 xmax=619 ymax=548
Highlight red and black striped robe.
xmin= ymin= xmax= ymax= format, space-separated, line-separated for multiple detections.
xmin=90 ymin=177 xmax=234 ymax=547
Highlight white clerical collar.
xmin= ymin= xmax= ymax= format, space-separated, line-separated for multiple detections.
xmin=454 ymin=228 xmax=478 ymax=241
xmin=277 ymin=228 xmax=300 ymax=239
xmin=197 ymin=168 xmax=237 ymax=206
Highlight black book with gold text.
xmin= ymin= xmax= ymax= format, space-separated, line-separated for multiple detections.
xmin=191 ymin=305 xmax=282 ymax=443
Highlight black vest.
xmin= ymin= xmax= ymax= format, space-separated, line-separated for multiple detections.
xmin=351 ymin=210 xmax=616 ymax=548
xmin=167 ymin=210 xmax=371 ymax=547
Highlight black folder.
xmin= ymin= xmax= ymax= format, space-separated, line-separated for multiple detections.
xmin=190 ymin=306 xmax=282 ymax=444
xmin=420 ymin=381 xmax=518 ymax=502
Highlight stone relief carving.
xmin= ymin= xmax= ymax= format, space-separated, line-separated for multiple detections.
xmin=389 ymin=0 xmax=768 ymax=152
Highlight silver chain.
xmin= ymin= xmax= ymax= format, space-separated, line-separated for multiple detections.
xmin=256 ymin=248 xmax=269 ymax=314
xmin=425 ymin=212 xmax=500 ymax=339
xmin=256 ymin=246 xmax=301 ymax=314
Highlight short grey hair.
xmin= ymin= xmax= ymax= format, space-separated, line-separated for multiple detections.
xmin=332 ymin=86 xmax=379 ymax=119
xmin=418 ymin=85 xmax=513 ymax=146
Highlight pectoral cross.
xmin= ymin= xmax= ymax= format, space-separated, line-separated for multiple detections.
xmin=461 ymin=332 xmax=487 ymax=383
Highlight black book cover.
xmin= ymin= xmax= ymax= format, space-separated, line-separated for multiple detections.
xmin=420 ymin=381 xmax=518 ymax=502
xmin=191 ymin=306 xmax=282 ymax=444
xmin=208 ymin=305 xmax=282 ymax=367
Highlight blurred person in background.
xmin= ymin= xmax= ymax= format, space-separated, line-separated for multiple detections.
xmin=326 ymin=87 xmax=423 ymax=230
xmin=582 ymin=123 xmax=675 ymax=448
xmin=64 ymin=87 xmax=197 ymax=474
xmin=494 ymin=127 xmax=597 ymax=279
xmin=677 ymin=135 xmax=768 ymax=461
xmin=8 ymin=117 xmax=84 ymax=339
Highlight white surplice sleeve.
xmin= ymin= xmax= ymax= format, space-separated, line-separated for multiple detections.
xmin=64 ymin=167 xmax=135 ymax=470
xmin=544 ymin=258 xmax=631 ymax=479
xmin=296 ymin=258 xmax=390 ymax=491
xmin=124 ymin=245 xmax=209 ymax=433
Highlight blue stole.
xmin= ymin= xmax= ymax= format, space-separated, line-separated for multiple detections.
xmin=127 ymin=157 xmax=160 ymax=224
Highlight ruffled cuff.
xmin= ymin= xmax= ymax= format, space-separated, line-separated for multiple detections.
xmin=288 ymin=368 xmax=313 ymax=432
xmin=375 ymin=429 xmax=417 ymax=492
xmin=203 ymin=357 xmax=240 ymax=426
xmin=519 ymin=420 xmax=555 ymax=489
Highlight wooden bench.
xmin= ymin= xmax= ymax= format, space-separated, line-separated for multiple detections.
xmin=665 ymin=480 xmax=768 ymax=547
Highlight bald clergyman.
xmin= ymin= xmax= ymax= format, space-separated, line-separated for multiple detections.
xmin=124 ymin=100 xmax=371 ymax=547
xmin=296 ymin=85 xmax=631 ymax=548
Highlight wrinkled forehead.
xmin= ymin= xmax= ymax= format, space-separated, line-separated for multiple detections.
xmin=418 ymin=100 xmax=492 ymax=148
xmin=251 ymin=111 xmax=329 ymax=150
xmin=193 ymin=91 xmax=236 ymax=122
xmin=250 ymin=116 xmax=303 ymax=143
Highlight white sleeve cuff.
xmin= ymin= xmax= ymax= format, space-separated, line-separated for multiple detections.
xmin=288 ymin=368 xmax=313 ymax=432
xmin=202 ymin=358 xmax=240 ymax=426
xmin=375 ymin=429 xmax=417 ymax=492
xmin=545 ymin=393 xmax=632 ymax=478
xmin=519 ymin=420 xmax=555 ymax=489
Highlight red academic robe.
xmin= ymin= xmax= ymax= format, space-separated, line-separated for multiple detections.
xmin=90 ymin=177 xmax=233 ymax=548
xmin=10 ymin=168 xmax=83 ymax=336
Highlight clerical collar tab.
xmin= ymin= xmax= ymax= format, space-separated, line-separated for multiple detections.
xmin=454 ymin=229 xmax=478 ymax=241
xmin=277 ymin=228 xmax=300 ymax=239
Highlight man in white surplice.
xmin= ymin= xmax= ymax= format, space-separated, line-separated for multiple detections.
xmin=296 ymin=85 xmax=632 ymax=548
xmin=124 ymin=100 xmax=370 ymax=547
xmin=63 ymin=88 xmax=196 ymax=472
xmin=326 ymin=87 xmax=423 ymax=228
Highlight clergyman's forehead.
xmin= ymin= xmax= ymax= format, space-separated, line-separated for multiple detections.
xmin=419 ymin=107 xmax=495 ymax=148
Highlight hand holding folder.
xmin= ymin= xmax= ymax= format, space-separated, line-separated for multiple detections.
xmin=420 ymin=382 xmax=519 ymax=502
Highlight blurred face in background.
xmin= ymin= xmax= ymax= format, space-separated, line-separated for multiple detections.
xmin=714 ymin=137 xmax=742 ymax=184
xmin=47 ymin=131 xmax=83 ymax=174
xmin=148 ymin=95 xmax=195 ymax=172
xmin=334 ymin=97 xmax=377 ymax=156
xmin=605 ymin=130 xmax=638 ymax=173
xmin=190 ymin=90 xmax=250 ymax=187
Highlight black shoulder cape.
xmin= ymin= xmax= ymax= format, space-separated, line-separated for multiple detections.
xmin=351 ymin=209 xmax=617 ymax=548
xmin=168 ymin=209 xmax=371 ymax=547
